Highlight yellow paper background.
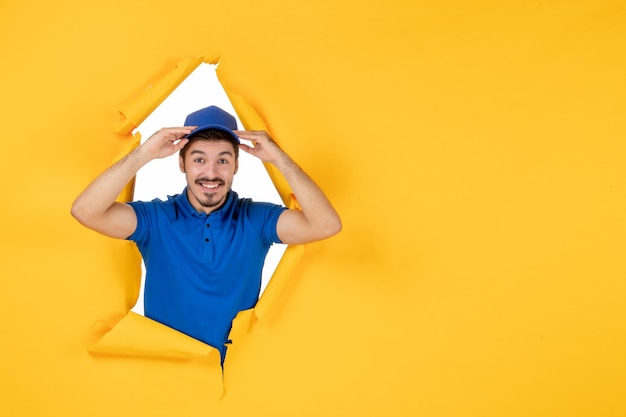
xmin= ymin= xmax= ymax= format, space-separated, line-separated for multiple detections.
xmin=1 ymin=1 xmax=625 ymax=416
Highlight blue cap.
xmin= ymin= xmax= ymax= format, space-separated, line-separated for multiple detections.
xmin=184 ymin=105 xmax=240 ymax=143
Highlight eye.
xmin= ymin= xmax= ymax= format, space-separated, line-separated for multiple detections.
xmin=194 ymin=158 xmax=204 ymax=163
xmin=218 ymin=159 xmax=228 ymax=164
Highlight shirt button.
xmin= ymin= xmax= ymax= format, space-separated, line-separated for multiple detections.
xmin=206 ymin=224 xmax=210 ymax=227
xmin=205 ymin=238 xmax=210 ymax=242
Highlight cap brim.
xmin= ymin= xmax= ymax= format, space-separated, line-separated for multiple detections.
xmin=185 ymin=124 xmax=240 ymax=143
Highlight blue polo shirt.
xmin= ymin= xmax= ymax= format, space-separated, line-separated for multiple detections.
xmin=127 ymin=189 xmax=287 ymax=360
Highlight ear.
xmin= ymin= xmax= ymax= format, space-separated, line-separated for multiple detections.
xmin=234 ymin=159 xmax=239 ymax=175
xmin=179 ymin=154 xmax=186 ymax=173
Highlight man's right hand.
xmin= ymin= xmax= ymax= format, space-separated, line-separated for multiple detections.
xmin=71 ymin=126 xmax=195 ymax=239
xmin=139 ymin=126 xmax=197 ymax=161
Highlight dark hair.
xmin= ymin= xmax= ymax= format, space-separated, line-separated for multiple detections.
xmin=180 ymin=128 xmax=239 ymax=160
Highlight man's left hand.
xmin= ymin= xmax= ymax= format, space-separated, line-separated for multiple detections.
xmin=235 ymin=130 xmax=288 ymax=165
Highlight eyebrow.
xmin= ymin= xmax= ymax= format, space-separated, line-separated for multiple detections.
xmin=189 ymin=149 xmax=234 ymax=157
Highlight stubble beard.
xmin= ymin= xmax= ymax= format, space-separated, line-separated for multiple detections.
xmin=193 ymin=177 xmax=230 ymax=209
xmin=196 ymin=192 xmax=228 ymax=208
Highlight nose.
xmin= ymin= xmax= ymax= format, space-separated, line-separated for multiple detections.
xmin=204 ymin=164 xmax=227 ymax=182
xmin=204 ymin=162 xmax=219 ymax=178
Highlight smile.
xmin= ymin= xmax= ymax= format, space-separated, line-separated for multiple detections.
xmin=196 ymin=178 xmax=225 ymax=192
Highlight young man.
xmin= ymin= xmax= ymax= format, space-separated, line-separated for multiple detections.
xmin=72 ymin=105 xmax=341 ymax=361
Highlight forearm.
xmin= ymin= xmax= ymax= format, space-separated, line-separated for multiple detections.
xmin=236 ymin=129 xmax=341 ymax=243
xmin=72 ymin=126 xmax=193 ymax=237
xmin=274 ymin=154 xmax=342 ymax=237
xmin=71 ymin=147 xmax=150 ymax=224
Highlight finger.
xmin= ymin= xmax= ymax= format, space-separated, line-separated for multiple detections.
xmin=234 ymin=130 xmax=269 ymax=141
xmin=162 ymin=126 xmax=198 ymax=135
xmin=171 ymin=126 xmax=198 ymax=130
xmin=172 ymin=138 xmax=189 ymax=150
xmin=238 ymin=143 xmax=255 ymax=154
xmin=160 ymin=127 xmax=197 ymax=141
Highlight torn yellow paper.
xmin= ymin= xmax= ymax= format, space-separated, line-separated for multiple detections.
xmin=90 ymin=59 xmax=304 ymax=363
xmin=89 ymin=312 xmax=224 ymax=399
xmin=115 ymin=57 xmax=204 ymax=134
xmin=2 ymin=2 xmax=626 ymax=417
xmin=89 ymin=311 xmax=220 ymax=360
xmin=221 ymin=83 xmax=295 ymax=206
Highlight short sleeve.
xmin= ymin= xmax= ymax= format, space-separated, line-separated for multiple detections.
xmin=244 ymin=200 xmax=288 ymax=246
xmin=126 ymin=201 xmax=151 ymax=244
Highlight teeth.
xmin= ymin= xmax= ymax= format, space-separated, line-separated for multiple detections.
xmin=201 ymin=183 xmax=219 ymax=189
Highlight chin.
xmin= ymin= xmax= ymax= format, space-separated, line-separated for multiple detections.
xmin=200 ymin=193 xmax=226 ymax=208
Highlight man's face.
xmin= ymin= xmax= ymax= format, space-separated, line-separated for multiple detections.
xmin=179 ymin=139 xmax=239 ymax=214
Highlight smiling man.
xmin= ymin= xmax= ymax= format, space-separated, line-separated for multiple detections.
xmin=71 ymin=106 xmax=342 ymax=363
